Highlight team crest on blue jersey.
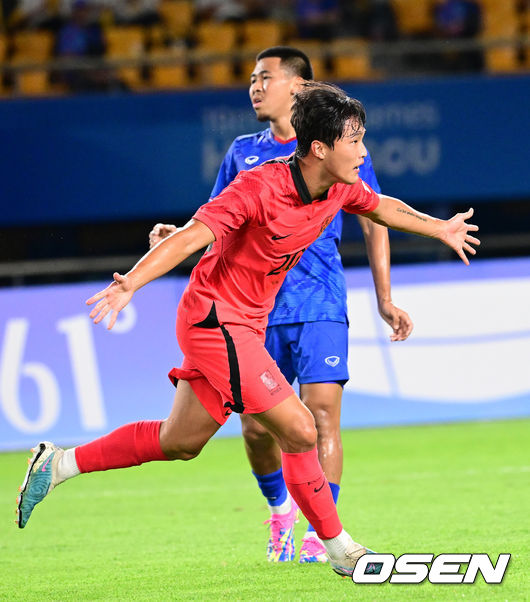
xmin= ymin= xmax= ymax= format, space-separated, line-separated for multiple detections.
xmin=325 ymin=356 xmax=340 ymax=367
xmin=245 ymin=155 xmax=260 ymax=165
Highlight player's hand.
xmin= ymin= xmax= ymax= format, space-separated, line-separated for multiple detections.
xmin=440 ymin=208 xmax=480 ymax=265
xmin=378 ymin=300 xmax=414 ymax=342
xmin=149 ymin=223 xmax=177 ymax=249
xmin=86 ymin=272 xmax=134 ymax=330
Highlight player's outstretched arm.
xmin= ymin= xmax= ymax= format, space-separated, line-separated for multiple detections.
xmin=357 ymin=215 xmax=413 ymax=341
xmin=365 ymin=195 xmax=480 ymax=265
xmin=86 ymin=219 xmax=215 ymax=329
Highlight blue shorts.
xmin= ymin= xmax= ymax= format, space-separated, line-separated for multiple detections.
xmin=265 ymin=320 xmax=349 ymax=385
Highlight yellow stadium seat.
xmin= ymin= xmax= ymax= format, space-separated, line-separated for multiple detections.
xmin=241 ymin=20 xmax=283 ymax=51
xmin=14 ymin=70 xmax=52 ymax=96
xmin=480 ymin=0 xmax=520 ymax=72
xmin=12 ymin=31 xmax=54 ymax=62
xmin=391 ymin=0 xmax=434 ymax=35
xmin=195 ymin=21 xmax=238 ymax=52
xmin=478 ymin=0 xmax=517 ymax=11
xmin=105 ymin=26 xmax=145 ymax=89
xmin=523 ymin=9 xmax=530 ymax=34
xmin=197 ymin=60 xmax=236 ymax=87
xmin=482 ymin=16 xmax=518 ymax=38
xmin=10 ymin=33 xmax=53 ymax=96
xmin=0 ymin=35 xmax=7 ymax=61
xmin=0 ymin=36 xmax=8 ymax=96
xmin=158 ymin=0 xmax=194 ymax=39
xmin=331 ymin=38 xmax=375 ymax=81
xmin=485 ymin=47 xmax=520 ymax=73
xmin=481 ymin=0 xmax=518 ymax=35
xmin=150 ymin=47 xmax=190 ymax=88
xmin=194 ymin=21 xmax=238 ymax=86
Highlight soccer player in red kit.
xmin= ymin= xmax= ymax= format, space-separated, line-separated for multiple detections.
xmin=16 ymin=82 xmax=480 ymax=578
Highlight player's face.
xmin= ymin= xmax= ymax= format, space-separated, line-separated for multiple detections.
xmin=322 ymin=120 xmax=367 ymax=185
xmin=249 ymin=57 xmax=299 ymax=122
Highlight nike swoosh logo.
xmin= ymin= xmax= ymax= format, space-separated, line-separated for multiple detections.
xmin=314 ymin=480 xmax=325 ymax=493
xmin=272 ymin=234 xmax=291 ymax=240
xmin=41 ymin=456 xmax=52 ymax=472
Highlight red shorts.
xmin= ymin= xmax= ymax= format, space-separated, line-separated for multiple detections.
xmin=168 ymin=303 xmax=293 ymax=425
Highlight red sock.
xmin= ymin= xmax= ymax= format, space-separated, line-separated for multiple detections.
xmin=281 ymin=447 xmax=342 ymax=540
xmin=75 ymin=420 xmax=169 ymax=473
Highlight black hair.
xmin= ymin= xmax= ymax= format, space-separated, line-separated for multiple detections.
xmin=256 ymin=46 xmax=313 ymax=80
xmin=291 ymin=82 xmax=366 ymax=158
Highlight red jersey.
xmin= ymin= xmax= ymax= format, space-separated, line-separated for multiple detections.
xmin=179 ymin=156 xmax=379 ymax=331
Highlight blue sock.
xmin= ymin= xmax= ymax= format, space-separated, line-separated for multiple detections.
xmin=252 ymin=468 xmax=288 ymax=507
xmin=307 ymin=481 xmax=340 ymax=533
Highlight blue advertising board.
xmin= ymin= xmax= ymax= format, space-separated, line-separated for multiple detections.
xmin=0 ymin=74 xmax=529 ymax=226
xmin=1 ymin=257 xmax=529 ymax=451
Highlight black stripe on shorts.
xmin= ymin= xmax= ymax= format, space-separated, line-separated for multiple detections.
xmin=193 ymin=302 xmax=244 ymax=415
xmin=219 ymin=323 xmax=244 ymax=414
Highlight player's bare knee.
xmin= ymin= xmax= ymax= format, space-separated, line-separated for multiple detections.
xmin=282 ymin=420 xmax=318 ymax=452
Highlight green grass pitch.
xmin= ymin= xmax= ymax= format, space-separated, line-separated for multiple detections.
xmin=1 ymin=419 xmax=528 ymax=601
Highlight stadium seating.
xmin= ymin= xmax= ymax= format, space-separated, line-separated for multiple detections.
xmin=0 ymin=35 xmax=8 ymax=96
xmin=390 ymin=0 xmax=434 ymax=36
xmin=330 ymin=38 xmax=377 ymax=81
xmin=194 ymin=21 xmax=239 ymax=86
xmin=11 ymin=30 xmax=54 ymax=60
xmin=481 ymin=0 xmax=522 ymax=73
xmin=484 ymin=46 xmax=520 ymax=72
xmin=146 ymin=24 xmax=168 ymax=50
xmin=241 ymin=19 xmax=283 ymax=51
xmin=195 ymin=21 xmax=239 ymax=52
xmin=2 ymin=0 xmax=526 ymax=97
xmin=149 ymin=46 xmax=190 ymax=89
xmin=524 ymin=6 xmax=530 ymax=69
xmin=10 ymin=31 xmax=55 ymax=95
xmin=105 ymin=26 xmax=145 ymax=89
xmin=482 ymin=1 xmax=518 ymax=37
xmin=158 ymin=0 xmax=194 ymax=39
xmin=0 ymin=34 xmax=7 ymax=59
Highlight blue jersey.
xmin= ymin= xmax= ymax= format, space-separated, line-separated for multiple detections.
xmin=210 ymin=127 xmax=381 ymax=325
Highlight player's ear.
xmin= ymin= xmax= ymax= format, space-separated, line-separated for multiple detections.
xmin=289 ymin=76 xmax=305 ymax=96
xmin=311 ymin=140 xmax=326 ymax=160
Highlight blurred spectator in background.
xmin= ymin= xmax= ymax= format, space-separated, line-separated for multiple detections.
xmin=337 ymin=0 xmax=399 ymax=40
xmin=193 ymin=0 xmax=249 ymax=23
xmin=360 ymin=0 xmax=401 ymax=73
xmin=7 ymin=0 xmax=64 ymax=31
xmin=364 ymin=0 xmax=399 ymax=41
xmin=335 ymin=0 xmax=364 ymax=36
xmin=55 ymin=0 xmax=125 ymax=92
xmin=244 ymin=0 xmax=270 ymax=19
xmin=295 ymin=0 xmax=340 ymax=41
xmin=108 ymin=0 xmax=161 ymax=27
xmin=1 ymin=0 xmax=18 ymax=26
xmin=432 ymin=0 xmax=484 ymax=71
xmin=267 ymin=0 xmax=294 ymax=22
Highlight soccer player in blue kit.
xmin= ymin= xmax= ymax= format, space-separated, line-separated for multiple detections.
xmin=150 ymin=47 xmax=413 ymax=564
